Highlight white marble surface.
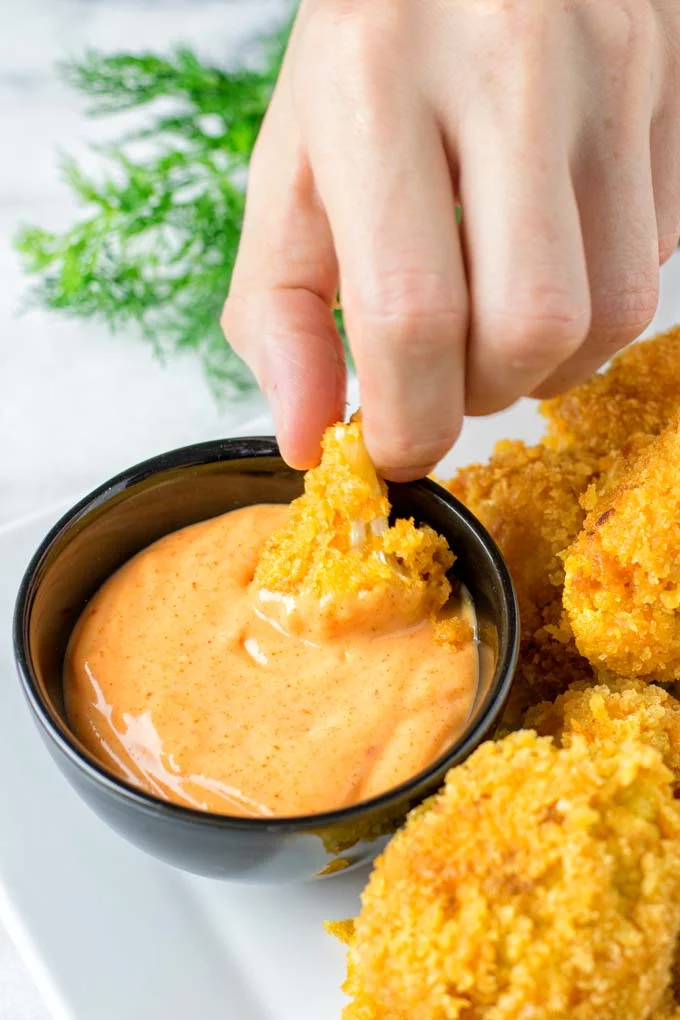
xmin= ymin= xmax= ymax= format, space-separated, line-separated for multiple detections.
xmin=0 ymin=0 xmax=289 ymax=530
xmin=1 ymin=1 xmax=680 ymax=1016
xmin=1 ymin=2 xmax=284 ymax=1016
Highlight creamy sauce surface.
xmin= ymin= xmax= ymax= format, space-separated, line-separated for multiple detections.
xmin=64 ymin=505 xmax=478 ymax=817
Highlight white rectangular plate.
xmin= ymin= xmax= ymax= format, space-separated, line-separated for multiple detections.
xmin=0 ymin=398 xmax=546 ymax=1020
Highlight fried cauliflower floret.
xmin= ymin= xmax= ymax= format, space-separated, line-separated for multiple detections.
xmin=445 ymin=441 xmax=596 ymax=634
xmin=527 ymin=677 xmax=680 ymax=779
xmin=540 ymin=326 xmax=680 ymax=459
xmin=254 ymin=418 xmax=455 ymax=636
xmin=324 ymin=919 xmax=355 ymax=944
xmin=563 ymin=418 xmax=680 ymax=681
xmin=578 ymin=432 xmax=658 ymax=513
xmin=342 ymin=731 xmax=680 ymax=1020
xmin=650 ymin=991 xmax=680 ymax=1020
xmin=528 ymin=678 xmax=680 ymax=1019
xmin=443 ymin=440 xmax=597 ymax=708
xmin=255 ymin=418 xmax=391 ymax=596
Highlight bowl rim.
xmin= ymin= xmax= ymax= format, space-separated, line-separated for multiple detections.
xmin=13 ymin=437 xmax=519 ymax=833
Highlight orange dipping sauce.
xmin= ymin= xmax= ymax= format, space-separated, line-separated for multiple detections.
xmin=64 ymin=505 xmax=478 ymax=817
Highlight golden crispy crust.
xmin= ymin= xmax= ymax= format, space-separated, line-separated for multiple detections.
xmin=324 ymin=919 xmax=355 ymax=944
xmin=650 ymin=993 xmax=680 ymax=1020
xmin=444 ymin=441 xmax=596 ymax=634
xmin=528 ymin=678 xmax=680 ymax=1017
xmin=443 ymin=440 xmax=597 ymax=708
xmin=340 ymin=332 xmax=680 ymax=1017
xmin=526 ymin=676 xmax=680 ymax=779
xmin=335 ymin=331 xmax=680 ymax=1015
xmin=540 ymin=326 xmax=680 ymax=459
xmin=255 ymin=419 xmax=455 ymax=633
xmin=562 ymin=418 xmax=680 ymax=681
xmin=445 ymin=330 xmax=680 ymax=708
xmin=342 ymin=730 xmax=680 ymax=1020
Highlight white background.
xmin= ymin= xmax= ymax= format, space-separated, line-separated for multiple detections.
xmin=1 ymin=1 xmax=679 ymax=1015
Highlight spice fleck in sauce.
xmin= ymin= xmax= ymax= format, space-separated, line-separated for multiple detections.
xmin=64 ymin=504 xmax=478 ymax=817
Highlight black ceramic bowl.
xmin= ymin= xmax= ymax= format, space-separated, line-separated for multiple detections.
xmin=14 ymin=438 xmax=518 ymax=884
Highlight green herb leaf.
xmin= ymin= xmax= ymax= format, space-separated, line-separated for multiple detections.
xmin=14 ymin=13 xmax=332 ymax=399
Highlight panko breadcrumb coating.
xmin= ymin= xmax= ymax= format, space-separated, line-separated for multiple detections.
xmin=337 ymin=331 xmax=680 ymax=1018
xmin=527 ymin=677 xmax=680 ymax=779
xmin=651 ymin=992 xmax=680 ymax=1020
xmin=444 ymin=441 xmax=595 ymax=636
xmin=255 ymin=418 xmax=457 ymax=636
xmin=563 ymin=418 xmax=680 ymax=681
xmin=540 ymin=326 xmax=680 ymax=459
xmin=528 ymin=679 xmax=680 ymax=1019
xmin=324 ymin=919 xmax=355 ymax=944
xmin=444 ymin=440 xmax=597 ymax=709
xmin=577 ymin=433 xmax=657 ymax=514
xmin=341 ymin=730 xmax=680 ymax=1020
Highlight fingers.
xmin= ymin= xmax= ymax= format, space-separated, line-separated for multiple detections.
xmin=451 ymin=15 xmax=591 ymax=416
xmin=295 ymin=11 xmax=468 ymax=480
xmin=651 ymin=88 xmax=680 ymax=267
xmin=228 ymin=0 xmax=678 ymax=476
xmin=533 ymin=146 xmax=659 ymax=399
xmin=532 ymin=7 xmax=662 ymax=398
xmin=227 ymin=284 xmax=346 ymax=469
xmin=222 ymin=84 xmax=345 ymax=469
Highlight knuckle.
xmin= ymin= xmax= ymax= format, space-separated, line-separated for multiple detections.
xmin=353 ymin=270 xmax=468 ymax=354
xmin=472 ymin=0 xmax=560 ymax=60
xmin=364 ymin=267 xmax=467 ymax=322
xmin=310 ymin=0 xmax=390 ymax=57
xmin=305 ymin=0 xmax=406 ymax=97
xmin=587 ymin=0 xmax=656 ymax=62
xmin=485 ymin=295 xmax=589 ymax=372
xmin=375 ymin=310 xmax=466 ymax=361
xmin=591 ymin=267 xmax=659 ymax=337
xmin=297 ymin=2 xmax=409 ymax=145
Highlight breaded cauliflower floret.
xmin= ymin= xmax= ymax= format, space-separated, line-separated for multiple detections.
xmin=254 ymin=418 xmax=458 ymax=637
xmin=444 ymin=441 xmax=596 ymax=636
xmin=527 ymin=677 xmax=680 ymax=779
xmin=443 ymin=440 xmax=597 ymax=709
xmin=651 ymin=999 xmax=680 ymax=1020
xmin=342 ymin=731 xmax=680 ymax=1020
xmin=528 ymin=679 xmax=680 ymax=1019
xmin=649 ymin=989 xmax=680 ymax=1019
xmin=562 ymin=418 xmax=680 ymax=681
xmin=540 ymin=326 xmax=680 ymax=459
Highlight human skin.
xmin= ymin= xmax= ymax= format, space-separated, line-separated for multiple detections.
xmin=222 ymin=0 xmax=680 ymax=481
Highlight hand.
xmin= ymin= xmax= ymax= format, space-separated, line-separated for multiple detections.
xmin=222 ymin=0 xmax=680 ymax=481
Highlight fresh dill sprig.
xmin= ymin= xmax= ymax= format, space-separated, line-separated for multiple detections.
xmin=14 ymin=19 xmax=297 ymax=398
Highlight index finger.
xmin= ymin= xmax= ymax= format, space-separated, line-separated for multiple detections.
xmin=296 ymin=17 xmax=468 ymax=480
